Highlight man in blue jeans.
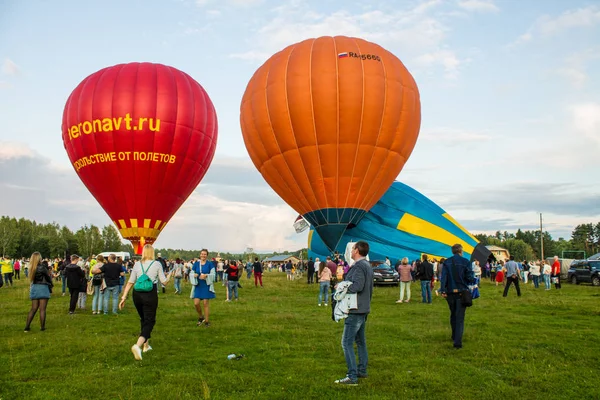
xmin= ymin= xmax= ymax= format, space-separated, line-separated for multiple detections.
xmin=440 ymin=244 xmax=475 ymax=349
xmin=334 ymin=240 xmax=374 ymax=386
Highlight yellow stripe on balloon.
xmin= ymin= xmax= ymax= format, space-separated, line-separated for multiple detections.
xmin=442 ymin=213 xmax=478 ymax=243
xmin=396 ymin=213 xmax=474 ymax=255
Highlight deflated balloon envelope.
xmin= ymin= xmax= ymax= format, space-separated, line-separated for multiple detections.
xmin=240 ymin=36 xmax=421 ymax=253
xmin=62 ymin=62 xmax=218 ymax=254
xmin=308 ymin=181 xmax=491 ymax=265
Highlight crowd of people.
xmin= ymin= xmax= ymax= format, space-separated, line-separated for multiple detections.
xmin=3 ymin=244 xmax=569 ymax=386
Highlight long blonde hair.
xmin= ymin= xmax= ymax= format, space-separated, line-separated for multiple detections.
xmin=141 ymin=244 xmax=155 ymax=262
xmin=28 ymin=252 xmax=41 ymax=284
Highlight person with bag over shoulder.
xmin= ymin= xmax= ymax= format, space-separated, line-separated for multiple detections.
xmin=440 ymin=244 xmax=475 ymax=350
xmin=119 ymin=244 xmax=172 ymax=361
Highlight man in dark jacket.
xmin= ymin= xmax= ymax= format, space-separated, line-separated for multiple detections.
xmin=64 ymin=255 xmax=85 ymax=314
xmin=440 ymin=244 xmax=475 ymax=349
xmin=418 ymin=254 xmax=434 ymax=304
xmin=334 ymin=241 xmax=373 ymax=386
xmin=306 ymin=257 xmax=315 ymax=284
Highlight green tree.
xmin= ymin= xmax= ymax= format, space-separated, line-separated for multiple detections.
xmin=0 ymin=216 xmax=20 ymax=257
xmin=75 ymin=225 xmax=103 ymax=258
xmin=503 ymin=239 xmax=535 ymax=261
xmin=102 ymin=225 xmax=123 ymax=251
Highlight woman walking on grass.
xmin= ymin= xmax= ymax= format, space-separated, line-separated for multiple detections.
xmin=191 ymin=249 xmax=216 ymax=327
xmin=119 ymin=244 xmax=172 ymax=361
xmin=24 ymin=252 xmax=53 ymax=332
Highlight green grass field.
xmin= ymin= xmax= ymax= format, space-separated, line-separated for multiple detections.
xmin=0 ymin=272 xmax=599 ymax=400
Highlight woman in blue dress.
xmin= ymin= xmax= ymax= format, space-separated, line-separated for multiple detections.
xmin=192 ymin=249 xmax=216 ymax=327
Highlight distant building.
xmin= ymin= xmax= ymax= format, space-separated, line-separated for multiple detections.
xmin=263 ymin=255 xmax=300 ymax=265
xmin=486 ymin=245 xmax=510 ymax=261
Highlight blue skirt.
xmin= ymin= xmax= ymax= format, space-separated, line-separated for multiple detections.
xmin=30 ymin=284 xmax=50 ymax=300
xmin=192 ymin=280 xmax=215 ymax=300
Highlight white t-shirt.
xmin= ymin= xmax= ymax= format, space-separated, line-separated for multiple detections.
xmin=128 ymin=260 xmax=167 ymax=285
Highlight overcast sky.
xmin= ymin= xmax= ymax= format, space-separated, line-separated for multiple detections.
xmin=1 ymin=0 xmax=599 ymax=252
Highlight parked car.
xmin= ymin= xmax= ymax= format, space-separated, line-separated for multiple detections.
xmin=372 ymin=262 xmax=399 ymax=286
xmin=567 ymin=260 xmax=600 ymax=286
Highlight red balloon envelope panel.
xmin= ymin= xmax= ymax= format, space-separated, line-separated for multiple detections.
xmin=62 ymin=62 xmax=218 ymax=254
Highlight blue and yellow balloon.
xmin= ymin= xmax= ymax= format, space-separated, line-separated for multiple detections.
xmin=308 ymin=181 xmax=491 ymax=264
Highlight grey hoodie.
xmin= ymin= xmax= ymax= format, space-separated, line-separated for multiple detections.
xmin=346 ymin=258 xmax=373 ymax=314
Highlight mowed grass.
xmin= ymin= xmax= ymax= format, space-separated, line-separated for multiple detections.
xmin=1 ymin=272 xmax=599 ymax=400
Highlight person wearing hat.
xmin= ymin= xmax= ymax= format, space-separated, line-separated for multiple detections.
xmin=64 ymin=255 xmax=85 ymax=314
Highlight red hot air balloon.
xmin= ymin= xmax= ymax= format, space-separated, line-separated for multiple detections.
xmin=62 ymin=62 xmax=218 ymax=254
xmin=240 ymin=36 xmax=420 ymax=252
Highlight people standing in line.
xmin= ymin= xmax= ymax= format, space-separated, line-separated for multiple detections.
xmin=252 ymin=257 xmax=263 ymax=287
xmin=64 ymin=255 xmax=85 ymax=314
xmin=440 ymin=244 xmax=475 ymax=350
xmin=551 ymin=256 xmax=562 ymax=289
xmin=24 ymin=252 xmax=53 ymax=332
xmin=119 ymin=244 xmax=172 ymax=360
xmin=317 ymin=261 xmax=332 ymax=306
xmin=307 ymin=257 xmax=315 ymax=284
xmin=503 ymin=255 xmax=522 ymax=297
xmin=334 ymin=240 xmax=374 ymax=386
xmin=77 ymin=260 xmax=89 ymax=310
xmin=396 ymin=257 xmax=413 ymax=303
xmin=530 ymin=261 xmax=541 ymax=288
xmin=225 ymin=260 xmax=239 ymax=301
xmin=191 ymin=249 xmax=216 ymax=327
xmin=417 ymin=254 xmax=434 ymax=304
xmin=91 ymin=255 xmax=106 ymax=315
xmin=93 ymin=254 xmax=124 ymax=314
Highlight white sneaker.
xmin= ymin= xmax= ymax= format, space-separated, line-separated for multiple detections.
xmin=131 ymin=344 xmax=143 ymax=360
xmin=143 ymin=343 xmax=152 ymax=353
xmin=324 ymin=303 xmax=328 ymax=306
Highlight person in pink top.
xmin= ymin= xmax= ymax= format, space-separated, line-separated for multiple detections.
xmin=318 ymin=263 xmax=332 ymax=306
xmin=396 ymin=257 xmax=414 ymax=303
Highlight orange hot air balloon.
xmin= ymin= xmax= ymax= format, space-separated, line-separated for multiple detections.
xmin=240 ymin=36 xmax=421 ymax=251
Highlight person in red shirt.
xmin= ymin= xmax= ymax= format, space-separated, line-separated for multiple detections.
xmin=551 ymin=256 xmax=561 ymax=289
xmin=225 ymin=261 xmax=239 ymax=301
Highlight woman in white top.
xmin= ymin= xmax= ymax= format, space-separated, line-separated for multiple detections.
xmin=119 ymin=244 xmax=172 ymax=360
xmin=529 ymin=262 xmax=541 ymax=288
xmin=542 ymin=261 xmax=552 ymax=290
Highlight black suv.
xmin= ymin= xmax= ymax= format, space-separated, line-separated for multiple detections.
xmin=371 ymin=261 xmax=399 ymax=286
xmin=568 ymin=260 xmax=600 ymax=286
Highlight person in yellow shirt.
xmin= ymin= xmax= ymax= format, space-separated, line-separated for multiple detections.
xmin=1 ymin=257 xmax=14 ymax=287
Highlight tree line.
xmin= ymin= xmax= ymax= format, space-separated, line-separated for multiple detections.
xmin=0 ymin=216 xmax=308 ymax=261
xmin=2 ymin=215 xmax=597 ymax=262
xmin=474 ymin=223 xmax=600 ymax=261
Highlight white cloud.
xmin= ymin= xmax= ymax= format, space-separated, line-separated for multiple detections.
xmin=196 ymin=0 xmax=263 ymax=7
xmin=555 ymin=48 xmax=600 ymax=88
xmin=226 ymin=1 xmax=469 ymax=80
xmin=570 ymin=103 xmax=600 ymax=145
xmin=0 ymin=144 xmax=307 ymax=252
xmin=0 ymin=141 xmax=35 ymax=160
xmin=421 ymin=127 xmax=493 ymax=144
xmin=457 ymin=0 xmax=499 ymax=13
xmin=2 ymin=58 xmax=19 ymax=75
xmin=414 ymin=49 xmax=464 ymax=79
xmin=512 ymin=5 xmax=600 ymax=45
